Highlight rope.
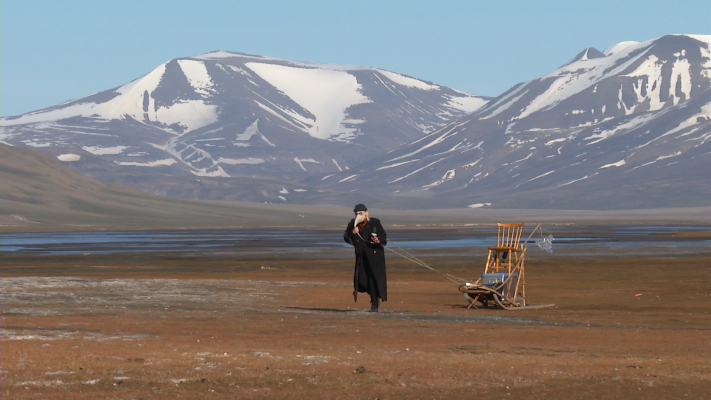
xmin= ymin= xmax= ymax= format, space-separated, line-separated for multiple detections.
xmin=352 ymin=223 xmax=543 ymax=285
xmin=354 ymin=230 xmax=468 ymax=284
xmin=386 ymin=240 xmax=468 ymax=284
xmin=522 ymin=223 xmax=541 ymax=246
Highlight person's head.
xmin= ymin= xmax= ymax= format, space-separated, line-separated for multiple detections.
xmin=353 ymin=204 xmax=368 ymax=225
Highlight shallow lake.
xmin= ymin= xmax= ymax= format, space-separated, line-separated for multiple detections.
xmin=1 ymin=226 xmax=709 ymax=255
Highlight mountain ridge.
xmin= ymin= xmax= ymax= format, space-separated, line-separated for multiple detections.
xmin=2 ymin=35 xmax=710 ymax=210
xmin=0 ymin=50 xmax=488 ymax=184
xmin=319 ymin=34 xmax=711 ymax=209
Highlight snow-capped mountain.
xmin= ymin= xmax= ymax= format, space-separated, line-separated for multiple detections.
xmin=0 ymin=51 xmax=488 ymax=182
xmin=321 ymin=35 xmax=711 ymax=209
xmin=3 ymin=35 xmax=709 ymax=210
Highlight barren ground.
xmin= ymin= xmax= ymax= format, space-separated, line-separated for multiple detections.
xmin=2 ymin=228 xmax=711 ymax=399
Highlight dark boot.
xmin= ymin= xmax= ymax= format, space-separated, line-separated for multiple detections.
xmin=369 ymin=298 xmax=379 ymax=312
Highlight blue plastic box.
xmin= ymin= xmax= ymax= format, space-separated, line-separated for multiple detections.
xmin=482 ymin=273 xmax=508 ymax=285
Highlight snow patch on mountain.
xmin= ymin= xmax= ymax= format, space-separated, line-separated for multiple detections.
xmin=57 ymin=154 xmax=80 ymax=162
xmin=253 ymin=101 xmax=305 ymax=133
xmin=190 ymin=164 xmax=229 ymax=177
xmin=599 ymin=160 xmax=626 ymax=169
xmin=217 ymin=157 xmax=264 ymax=165
xmin=478 ymin=83 xmax=530 ymax=119
xmin=584 ymin=113 xmax=658 ymax=145
xmin=338 ymin=174 xmax=358 ymax=183
xmin=82 ymin=145 xmax=129 ymax=155
xmin=635 ymin=104 xmax=711 ymax=149
xmin=516 ymin=46 xmax=654 ymax=119
xmin=100 ymin=63 xmax=169 ymax=120
xmin=669 ymin=102 xmax=711 ymax=144
xmin=631 ymin=151 xmax=683 ymax=170
xmin=177 ymin=60 xmax=215 ymax=96
xmin=445 ymin=95 xmax=489 ymax=114
xmin=235 ymin=121 xmax=259 ymax=141
xmin=378 ymin=70 xmax=439 ymax=91
xmin=22 ymin=139 xmax=53 ymax=147
xmin=152 ymin=100 xmax=219 ymax=133
xmin=106 ymin=62 xmax=168 ymax=116
xmin=193 ymin=51 xmax=241 ymax=60
xmin=423 ymin=169 xmax=455 ymax=188
xmin=0 ymin=102 xmax=102 ymax=126
xmin=235 ymin=119 xmax=275 ymax=146
xmin=117 ymin=159 xmax=177 ymax=167
xmin=294 ymin=157 xmax=321 ymax=171
xmin=377 ymin=159 xmax=419 ymax=171
xmin=604 ymin=41 xmax=640 ymax=56
xmin=478 ymin=36 xmax=710 ymax=122
xmin=516 ymin=170 xmax=555 ymax=188
xmin=0 ymin=61 xmax=220 ymax=133
xmin=245 ymin=62 xmax=371 ymax=141
xmin=388 ymin=158 xmax=448 ymax=184
xmin=545 ymin=137 xmax=568 ymax=146
xmin=670 ymin=58 xmax=692 ymax=104
xmin=623 ymin=55 xmax=666 ymax=110
xmin=388 ymin=122 xmax=467 ymax=162
xmin=332 ymin=159 xmax=343 ymax=171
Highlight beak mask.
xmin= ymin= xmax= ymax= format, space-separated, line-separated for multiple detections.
xmin=354 ymin=211 xmax=366 ymax=227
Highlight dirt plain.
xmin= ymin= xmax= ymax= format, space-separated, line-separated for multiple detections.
xmin=2 ymin=226 xmax=711 ymax=399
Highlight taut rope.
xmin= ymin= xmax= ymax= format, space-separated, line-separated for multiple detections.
xmin=353 ymin=223 xmax=542 ymax=285
xmin=355 ymin=231 xmax=467 ymax=284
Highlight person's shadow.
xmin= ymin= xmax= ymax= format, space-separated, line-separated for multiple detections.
xmin=285 ymin=306 xmax=359 ymax=313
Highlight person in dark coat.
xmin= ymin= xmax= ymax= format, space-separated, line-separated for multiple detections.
xmin=343 ymin=204 xmax=387 ymax=312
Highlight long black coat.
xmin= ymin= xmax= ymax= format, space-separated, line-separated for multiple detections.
xmin=343 ymin=217 xmax=387 ymax=302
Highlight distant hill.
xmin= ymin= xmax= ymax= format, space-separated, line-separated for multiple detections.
xmin=0 ymin=143 xmax=350 ymax=230
xmin=2 ymin=144 xmax=709 ymax=231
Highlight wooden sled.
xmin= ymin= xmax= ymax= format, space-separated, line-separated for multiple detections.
xmin=458 ymin=223 xmax=553 ymax=310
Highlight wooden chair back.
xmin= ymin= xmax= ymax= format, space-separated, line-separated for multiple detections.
xmin=496 ymin=223 xmax=525 ymax=250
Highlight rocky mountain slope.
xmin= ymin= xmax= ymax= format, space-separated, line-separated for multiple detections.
xmin=321 ymin=34 xmax=711 ymax=209
xmin=2 ymin=35 xmax=709 ymax=210
xmin=0 ymin=52 xmax=487 ymax=185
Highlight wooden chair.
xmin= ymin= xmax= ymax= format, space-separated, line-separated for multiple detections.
xmin=484 ymin=223 xmax=525 ymax=274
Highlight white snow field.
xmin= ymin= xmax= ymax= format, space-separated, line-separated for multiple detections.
xmin=245 ymin=62 xmax=372 ymax=142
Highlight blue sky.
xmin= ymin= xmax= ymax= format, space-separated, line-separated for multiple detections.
xmin=1 ymin=0 xmax=709 ymax=117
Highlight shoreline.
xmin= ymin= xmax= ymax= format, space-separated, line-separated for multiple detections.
xmin=2 ymin=205 xmax=710 ymax=233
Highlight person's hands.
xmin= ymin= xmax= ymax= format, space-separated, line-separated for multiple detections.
xmin=371 ymin=235 xmax=380 ymax=244
xmin=352 ymin=226 xmax=359 ymax=234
